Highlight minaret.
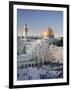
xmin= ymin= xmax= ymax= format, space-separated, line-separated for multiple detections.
xmin=23 ymin=24 xmax=28 ymax=38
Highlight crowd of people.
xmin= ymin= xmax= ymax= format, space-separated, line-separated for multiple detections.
xmin=17 ymin=62 xmax=63 ymax=80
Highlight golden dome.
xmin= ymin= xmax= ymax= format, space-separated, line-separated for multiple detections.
xmin=43 ymin=27 xmax=54 ymax=38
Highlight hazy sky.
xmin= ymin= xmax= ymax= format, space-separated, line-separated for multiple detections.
xmin=17 ymin=9 xmax=63 ymax=37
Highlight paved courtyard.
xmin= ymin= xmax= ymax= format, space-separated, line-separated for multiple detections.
xmin=17 ymin=62 xmax=63 ymax=80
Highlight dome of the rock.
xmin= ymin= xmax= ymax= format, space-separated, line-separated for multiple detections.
xmin=43 ymin=27 xmax=54 ymax=38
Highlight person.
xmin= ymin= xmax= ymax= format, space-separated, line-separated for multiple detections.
xmin=17 ymin=73 xmax=19 ymax=77
xmin=28 ymin=75 xmax=31 ymax=80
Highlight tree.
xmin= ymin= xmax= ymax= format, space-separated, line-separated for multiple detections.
xmin=23 ymin=46 xmax=26 ymax=54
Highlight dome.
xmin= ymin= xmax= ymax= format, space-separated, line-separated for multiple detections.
xmin=42 ymin=27 xmax=54 ymax=38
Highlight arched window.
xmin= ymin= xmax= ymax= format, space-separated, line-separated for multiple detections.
xmin=25 ymin=64 xmax=27 ymax=68
xmin=44 ymin=61 xmax=47 ymax=65
xmin=32 ymin=63 xmax=34 ymax=67
xmin=21 ymin=64 xmax=24 ymax=69
xmin=28 ymin=64 xmax=31 ymax=67
xmin=35 ymin=63 xmax=38 ymax=67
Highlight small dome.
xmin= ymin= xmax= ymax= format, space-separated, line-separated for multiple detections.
xmin=43 ymin=27 xmax=54 ymax=38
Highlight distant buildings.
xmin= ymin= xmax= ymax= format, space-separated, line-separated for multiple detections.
xmin=17 ymin=24 xmax=63 ymax=68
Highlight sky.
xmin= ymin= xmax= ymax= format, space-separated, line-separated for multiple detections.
xmin=17 ymin=9 xmax=63 ymax=37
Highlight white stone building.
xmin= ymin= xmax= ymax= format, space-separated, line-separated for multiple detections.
xmin=17 ymin=27 xmax=63 ymax=68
